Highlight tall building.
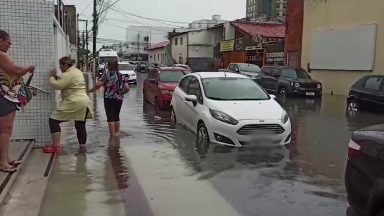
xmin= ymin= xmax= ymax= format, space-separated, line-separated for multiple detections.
xmin=246 ymin=0 xmax=287 ymax=22
xmin=275 ymin=0 xmax=287 ymax=21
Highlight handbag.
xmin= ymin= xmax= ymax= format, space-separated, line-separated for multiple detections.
xmin=0 ymin=73 xmax=34 ymax=107
xmin=117 ymin=72 xmax=129 ymax=95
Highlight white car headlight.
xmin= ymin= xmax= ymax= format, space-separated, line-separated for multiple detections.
xmin=294 ymin=83 xmax=300 ymax=88
xmin=281 ymin=111 xmax=289 ymax=124
xmin=209 ymin=109 xmax=238 ymax=125
xmin=317 ymin=83 xmax=321 ymax=89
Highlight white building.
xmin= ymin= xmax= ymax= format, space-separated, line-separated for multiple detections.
xmin=170 ymin=27 xmax=223 ymax=71
xmin=189 ymin=15 xmax=226 ymax=30
xmin=0 ymin=0 xmax=73 ymax=145
xmin=125 ymin=26 xmax=173 ymax=59
xmin=148 ymin=41 xmax=170 ymax=65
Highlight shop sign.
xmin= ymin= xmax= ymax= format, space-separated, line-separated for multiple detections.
xmin=220 ymin=40 xmax=234 ymax=52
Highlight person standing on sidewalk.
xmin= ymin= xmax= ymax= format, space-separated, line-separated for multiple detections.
xmin=0 ymin=30 xmax=35 ymax=172
xmin=88 ymin=59 xmax=130 ymax=138
xmin=42 ymin=56 xmax=93 ymax=154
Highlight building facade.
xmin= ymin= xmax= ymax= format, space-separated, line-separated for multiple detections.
xmin=0 ymin=0 xmax=73 ymax=145
xmin=169 ymin=28 xmax=219 ymax=71
xmin=301 ymin=0 xmax=384 ymax=95
xmin=220 ymin=22 xmax=286 ymax=68
xmin=148 ymin=41 xmax=170 ymax=65
xmin=125 ymin=26 xmax=173 ymax=60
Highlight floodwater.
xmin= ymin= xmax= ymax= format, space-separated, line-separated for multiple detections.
xmin=39 ymin=73 xmax=384 ymax=216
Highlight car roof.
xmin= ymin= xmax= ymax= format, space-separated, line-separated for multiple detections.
xmin=193 ymin=72 xmax=248 ymax=79
xmin=158 ymin=66 xmax=187 ymax=71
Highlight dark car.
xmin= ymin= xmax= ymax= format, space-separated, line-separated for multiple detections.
xmin=260 ymin=66 xmax=322 ymax=97
xmin=347 ymin=75 xmax=384 ymax=115
xmin=227 ymin=63 xmax=279 ymax=93
xmin=345 ymin=124 xmax=384 ymax=216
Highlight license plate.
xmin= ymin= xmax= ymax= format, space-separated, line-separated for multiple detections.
xmin=306 ymin=92 xmax=315 ymax=96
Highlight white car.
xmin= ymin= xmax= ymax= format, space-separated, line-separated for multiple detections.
xmin=170 ymin=72 xmax=291 ymax=148
xmin=118 ymin=62 xmax=137 ymax=84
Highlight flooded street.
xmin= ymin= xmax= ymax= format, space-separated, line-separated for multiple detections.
xmin=39 ymin=73 xmax=384 ymax=216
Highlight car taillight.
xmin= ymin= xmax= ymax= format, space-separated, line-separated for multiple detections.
xmin=348 ymin=139 xmax=362 ymax=160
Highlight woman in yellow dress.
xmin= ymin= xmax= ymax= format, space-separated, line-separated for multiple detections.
xmin=42 ymin=57 xmax=93 ymax=153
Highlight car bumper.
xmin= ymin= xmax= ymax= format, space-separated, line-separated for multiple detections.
xmin=291 ymin=88 xmax=322 ymax=96
xmin=127 ymin=77 xmax=137 ymax=83
xmin=206 ymin=118 xmax=292 ymax=147
xmin=158 ymin=95 xmax=172 ymax=108
xmin=345 ymin=162 xmax=370 ymax=216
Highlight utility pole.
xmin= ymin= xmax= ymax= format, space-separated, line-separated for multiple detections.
xmin=92 ymin=0 xmax=97 ymax=80
xmin=79 ymin=19 xmax=89 ymax=72
xmin=137 ymin=33 xmax=140 ymax=61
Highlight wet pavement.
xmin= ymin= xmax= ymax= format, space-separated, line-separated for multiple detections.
xmin=39 ymin=73 xmax=384 ymax=216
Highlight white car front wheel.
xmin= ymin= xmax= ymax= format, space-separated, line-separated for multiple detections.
xmin=170 ymin=107 xmax=177 ymax=128
xmin=196 ymin=122 xmax=210 ymax=154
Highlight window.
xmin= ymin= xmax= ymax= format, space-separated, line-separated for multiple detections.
xmin=148 ymin=69 xmax=158 ymax=80
xmin=187 ymin=77 xmax=203 ymax=102
xmin=179 ymin=56 xmax=183 ymax=64
xmin=180 ymin=37 xmax=183 ymax=45
xmin=262 ymin=67 xmax=273 ymax=76
xmin=233 ymin=64 xmax=239 ymax=72
xmin=159 ymin=70 xmax=188 ymax=82
xmin=175 ymin=38 xmax=178 ymax=45
xmin=158 ymin=54 xmax=160 ymax=61
xmin=364 ymin=77 xmax=383 ymax=91
xmin=179 ymin=76 xmax=192 ymax=92
xmin=202 ymin=77 xmax=269 ymax=100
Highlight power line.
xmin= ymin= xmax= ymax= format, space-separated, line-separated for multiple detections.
xmin=79 ymin=0 xmax=92 ymax=16
xmin=110 ymin=7 xmax=224 ymax=25
xmin=111 ymin=7 xmax=184 ymax=28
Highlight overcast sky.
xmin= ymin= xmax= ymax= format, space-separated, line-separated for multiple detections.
xmin=66 ymin=0 xmax=245 ymax=45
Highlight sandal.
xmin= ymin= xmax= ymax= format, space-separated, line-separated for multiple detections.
xmin=0 ymin=166 xmax=17 ymax=173
xmin=9 ymin=160 xmax=22 ymax=167
xmin=42 ymin=145 xmax=62 ymax=154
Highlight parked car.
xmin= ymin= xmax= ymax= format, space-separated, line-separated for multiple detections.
xmin=170 ymin=72 xmax=291 ymax=150
xmin=174 ymin=64 xmax=192 ymax=72
xmin=136 ymin=61 xmax=148 ymax=73
xmin=227 ymin=63 xmax=261 ymax=77
xmin=143 ymin=67 xmax=190 ymax=109
xmin=345 ymin=124 xmax=384 ymax=216
xmin=260 ymin=66 xmax=322 ymax=97
xmin=346 ymin=75 xmax=384 ymax=115
xmin=118 ymin=62 xmax=137 ymax=84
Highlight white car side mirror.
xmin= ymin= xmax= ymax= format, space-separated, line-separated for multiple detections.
xmin=270 ymin=94 xmax=276 ymax=100
xmin=185 ymin=95 xmax=198 ymax=103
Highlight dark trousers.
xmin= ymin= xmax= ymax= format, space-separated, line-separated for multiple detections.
xmin=49 ymin=109 xmax=89 ymax=144
xmin=104 ymin=98 xmax=123 ymax=122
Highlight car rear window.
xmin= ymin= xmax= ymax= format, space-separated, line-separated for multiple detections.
xmin=159 ymin=70 xmax=188 ymax=82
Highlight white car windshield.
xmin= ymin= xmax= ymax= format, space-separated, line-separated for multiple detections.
xmin=202 ymin=77 xmax=269 ymax=100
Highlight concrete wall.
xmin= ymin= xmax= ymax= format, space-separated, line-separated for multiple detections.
xmin=224 ymin=22 xmax=235 ymax=40
xmin=187 ymin=30 xmax=213 ymax=58
xmin=302 ymin=0 xmax=384 ymax=95
xmin=0 ymin=0 xmax=70 ymax=145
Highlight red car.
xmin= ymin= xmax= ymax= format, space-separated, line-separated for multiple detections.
xmin=143 ymin=67 xmax=190 ymax=109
